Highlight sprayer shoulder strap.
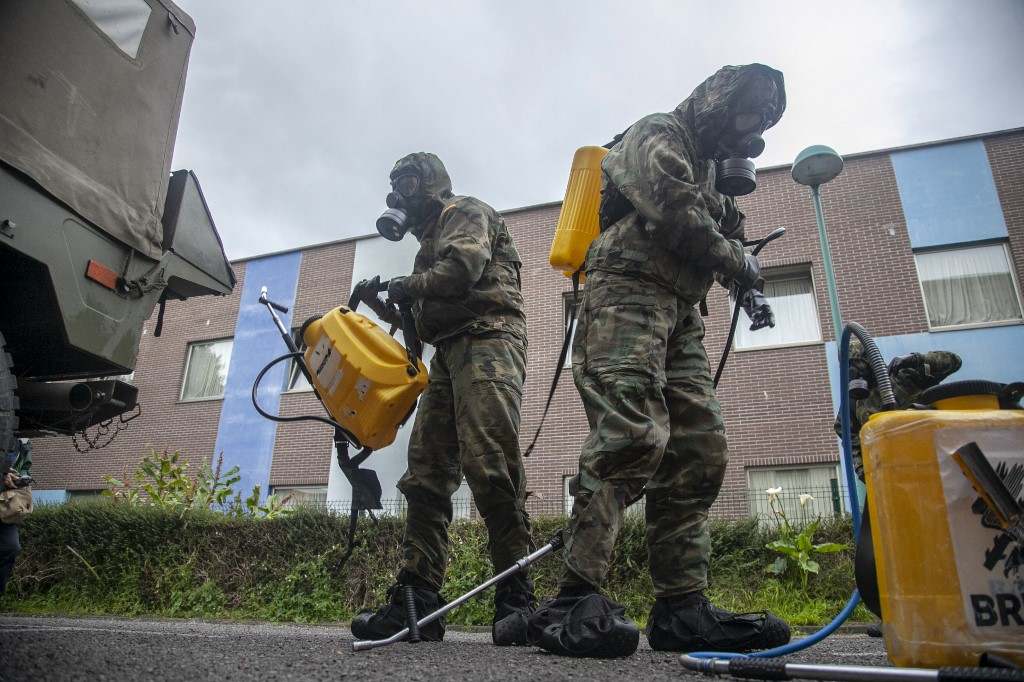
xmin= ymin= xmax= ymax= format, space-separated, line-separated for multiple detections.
xmin=524 ymin=272 xmax=580 ymax=458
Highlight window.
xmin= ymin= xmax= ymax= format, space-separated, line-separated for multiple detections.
xmin=563 ymin=292 xmax=582 ymax=368
xmin=180 ymin=339 xmax=233 ymax=401
xmin=562 ymin=474 xmax=575 ymax=516
xmin=747 ymin=465 xmax=843 ymax=522
xmin=271 ymin=486 xmax=327 ymax=508
xmin=915 ymin=242 xmax=1023 ymax=329
xmin=70 ymin=0 xmax=152 ymax=59
xmin=67 ymin=489 xmax=103 ymax=503
xmin=284 ymin=330 xmax=313 ymax=393
xmin=734 ymin=270 xmax=822 ymax=350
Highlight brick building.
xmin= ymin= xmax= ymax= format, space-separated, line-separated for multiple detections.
xmin=29 ymin=128 xmax=1024 ymax=521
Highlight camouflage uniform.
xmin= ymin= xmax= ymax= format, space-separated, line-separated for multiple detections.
xmin=835 ymin=342 xmax=962 ymax=479
xmin=561 ymin=65 xmax=786 ymax=598
xmin=390 ymin=153 xmax=532 ymax=591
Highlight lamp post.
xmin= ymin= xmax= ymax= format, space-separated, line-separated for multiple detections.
xmin=793 ymin=145 xmax=859 ymax=506
xmin=792 ymin=145 xmax=845 ymax=344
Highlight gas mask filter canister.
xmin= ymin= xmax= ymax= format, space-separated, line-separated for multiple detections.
xmin=375 ymin=172 xmax=421 ymax=241
xmin=715 ymin=113 xmax=768 ymax=197
xmin=376 ymin=207 xmax=409 ymax=241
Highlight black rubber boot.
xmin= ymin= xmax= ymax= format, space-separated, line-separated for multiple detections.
xmin=492 ymin=573 xmax=536 ymax=646
xmin=646 ymin=592 xmax=790 ymax=653
xmin=350 ymin=582 xmax=445 ymax=642
xmin=527 ymin=585 xmax=639 ymax=658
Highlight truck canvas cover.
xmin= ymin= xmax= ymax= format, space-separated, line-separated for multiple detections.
xmin=0 ymin=0 xmax=196 ymax=259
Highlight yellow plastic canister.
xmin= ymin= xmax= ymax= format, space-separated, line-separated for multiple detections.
xmin=548 ymin=146 xmax=609 ymax=278
xmin=861 ymin=399 xmax=1024 ymax=667
xmin=300 ymin=306 xmax=428 ymax=451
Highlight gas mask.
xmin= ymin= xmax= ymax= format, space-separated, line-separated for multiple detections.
xmin=715 ymin=111 xmax=769 ymax=197
xmin=376 ymin=172 xmax=422 ymax=241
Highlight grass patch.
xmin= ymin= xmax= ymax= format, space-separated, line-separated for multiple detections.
xmin=1 ymin=500 xmax=864 ymax=627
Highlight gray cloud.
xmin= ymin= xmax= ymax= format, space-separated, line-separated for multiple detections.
xmin=170 ymin=0 xmax=1024 ymax=259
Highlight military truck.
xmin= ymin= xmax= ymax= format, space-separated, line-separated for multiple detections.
xmin=0 ymin=0 xmax=235 ymax=452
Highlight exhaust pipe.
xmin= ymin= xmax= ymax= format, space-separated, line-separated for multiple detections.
xmin=18 ymin=380 xmax=96 ymax=412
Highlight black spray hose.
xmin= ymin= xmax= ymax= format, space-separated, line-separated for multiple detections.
xmin=713 ymin=227 xmax=787 ymax=389
xmin=250 ymin=351 xmax=364 ymax=449
xmin=845 ymin=321 xmax=897 ymax=410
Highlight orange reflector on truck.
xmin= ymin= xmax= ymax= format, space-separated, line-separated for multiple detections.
xmin=85 ymin=259 xmax=119 ymax=290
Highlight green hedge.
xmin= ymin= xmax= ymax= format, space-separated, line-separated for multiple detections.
xmin=0 ymin=501 xmax=865 ymax=626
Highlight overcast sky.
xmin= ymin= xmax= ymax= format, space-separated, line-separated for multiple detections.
xmin=169 ymin=0 xmax=1024 ymax=260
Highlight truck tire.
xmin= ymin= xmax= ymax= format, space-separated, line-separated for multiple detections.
xmin=0 ymin=330 xmax=18 ymax=454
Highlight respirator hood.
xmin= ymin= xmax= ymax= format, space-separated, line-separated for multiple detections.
xmin=674 ymin=64 xmax=786 ymax=196
xmin=377 ymin=152 xmax=454 ymax=240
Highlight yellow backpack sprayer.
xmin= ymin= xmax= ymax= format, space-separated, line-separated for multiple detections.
xmin=682 ymin=322 xmax=1024 ymax=681
xmin=252 ymin=278 xmax=427 ymax=564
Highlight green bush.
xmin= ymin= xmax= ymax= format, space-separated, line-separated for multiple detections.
xmin=0 ymin=501 xmax=866 ymax=626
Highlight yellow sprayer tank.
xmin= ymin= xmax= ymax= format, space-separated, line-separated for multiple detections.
xmin=548 ymin=145 xmax=608 ymax=278
xmin=861 ymin=392 xmax=1024 ymax=667
xmin=300 ymin=306 xmax=427 ymax=451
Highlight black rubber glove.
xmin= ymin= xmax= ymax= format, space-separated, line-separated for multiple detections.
xmin=387 ymin=276 xmax=412 ymax=305
xmin=740 ymin=288 xmax=775 ymax=331
xmin=733 ymin=253 xmax=764 ymax=292
xmin=355 ymin=276 xmax=400 ymax=324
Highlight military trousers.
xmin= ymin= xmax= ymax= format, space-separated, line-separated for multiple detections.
xmin=397 ymin=332 xmax=532 ymax=591
xmin=561 ymin=270 xmax=728 ymax=597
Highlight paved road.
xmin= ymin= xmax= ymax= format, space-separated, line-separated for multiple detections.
xmin=0 ymin=615 xmax=888 ymax=681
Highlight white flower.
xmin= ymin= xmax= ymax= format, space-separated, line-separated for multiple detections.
xmin=766 ymin=487 xmax=783 ymax=499
xmin=799 ymin=493 xmax=815 ymax=507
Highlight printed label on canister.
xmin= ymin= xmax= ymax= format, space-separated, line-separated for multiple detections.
xmin=309 ymin=335 xmax=343 ymax=395
xmin=936 ymin=428 xmax=1024 ymax=636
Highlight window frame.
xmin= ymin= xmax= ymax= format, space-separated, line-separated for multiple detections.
xmin=179 ymin=337 xmax=234 ymax=403
xmin=732 ymin=266 xmax=824 ymax=352
xmin=912 ymin=240 xmax=1024 ymax=332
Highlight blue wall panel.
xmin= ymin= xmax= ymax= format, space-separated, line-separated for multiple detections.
xmin=890 ymin=140 xmax=1007 ymax=249
xmin=212 ymin=252 xmax=301 ymax=502
xmin=824 ymin=324 xmax=1024 ymax=482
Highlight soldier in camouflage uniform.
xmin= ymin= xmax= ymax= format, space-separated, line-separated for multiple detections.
xmin=528 ymin=65 xmax=791 ymax=658
xmin=350 ymin=153 xmax=535 ymax=646
xmin=837 ymin=340 xmax=962 ymax=480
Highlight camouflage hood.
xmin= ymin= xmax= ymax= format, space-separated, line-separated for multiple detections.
xmin=389 ymin=152 xmax=454 ymax=231
xmin=673 ymin=63 xmax=786 ymax=159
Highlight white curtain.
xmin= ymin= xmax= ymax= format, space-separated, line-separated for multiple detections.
xmin=183 ymin=340 xmax=232 ymax=400
xmin=916 ymin=244 xmax=1022 ymax=327
xmin=735 ymin=275 xmax=821 ymax=349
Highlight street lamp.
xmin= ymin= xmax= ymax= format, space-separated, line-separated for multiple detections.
xmin=792 ymin=145 xmax=845 ymax=344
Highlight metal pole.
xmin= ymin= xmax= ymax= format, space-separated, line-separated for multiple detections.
xmin=352 ymin=532 xmax=564 ymax=652
xmin=811 ymin=184 xmax=844 ymax=345
xmin=680 ymin=655 xmax=965 ymax=682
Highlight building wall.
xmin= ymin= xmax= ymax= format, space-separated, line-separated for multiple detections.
xmin=27 ymin=129 xmax=1024 ymax=520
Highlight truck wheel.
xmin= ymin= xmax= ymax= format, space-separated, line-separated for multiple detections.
xmin=0 ymin=330 xmax=18 ymax=454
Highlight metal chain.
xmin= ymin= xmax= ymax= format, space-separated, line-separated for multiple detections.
xmin=71 ymin=403 xmax=142 ymax=453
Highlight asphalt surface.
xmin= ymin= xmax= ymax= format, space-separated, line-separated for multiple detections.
xmin=0 ymin=615 xmax=889 ymax=681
